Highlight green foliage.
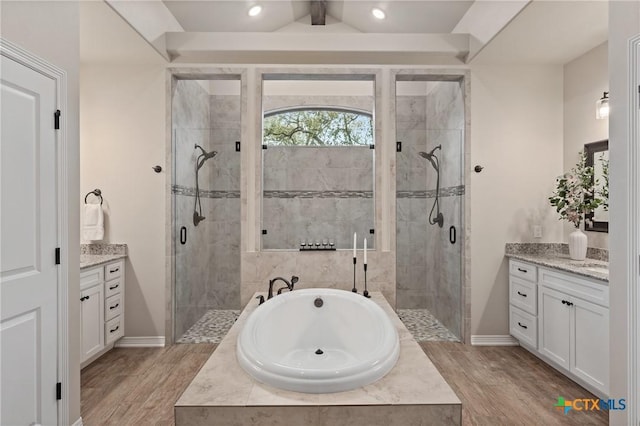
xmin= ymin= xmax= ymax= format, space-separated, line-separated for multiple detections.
xmin=597 ymin=153 xmax=609 ymax=211
xmin=263 ymin=109 xmax=373 ymax=146
xmin=549 ymin=150 xmax=603 ymax=228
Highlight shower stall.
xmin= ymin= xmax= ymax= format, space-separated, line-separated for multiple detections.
xmin=172 ymin=78 xmax=242 ymax=342
xmin=395 ymin=78 xmax=465 ymax=341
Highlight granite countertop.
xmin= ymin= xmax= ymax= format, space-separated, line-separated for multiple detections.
xmin=505 ymin=243 xmax=608 ymax=283
xmin=80 ymin=243 xmax=128 ymax=270
xmin=80 ymin=253 xmax=127 ymax=270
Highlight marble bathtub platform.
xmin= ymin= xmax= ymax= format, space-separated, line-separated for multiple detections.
xmin=175 ymin=291 xmax=461 ymax=426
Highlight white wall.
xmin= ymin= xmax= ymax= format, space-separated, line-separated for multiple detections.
xmin=469 ymin=65 xmax=565 ymax=335
xmin=563 ymin=42 xmax=609 ymax=249
xmin=608 ymin=2 xmax=639 ymax=424
xmin=80 ymin=1 xmax=168 ymax=339
xmin=80 ymin=63 xmax=166 ymax=338
xmin=1 ymin=1 xmax=81 ymax=422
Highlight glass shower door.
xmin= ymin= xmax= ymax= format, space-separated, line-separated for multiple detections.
xmin=395 ymin=79 xmax=464 ymax=340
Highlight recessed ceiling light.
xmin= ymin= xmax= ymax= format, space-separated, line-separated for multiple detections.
xmin=372 ymin=8 xmax=386 ymax=20
xmin=248 ymin=5 xmax=262 ymax=17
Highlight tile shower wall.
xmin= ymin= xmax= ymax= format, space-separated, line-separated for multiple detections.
xmin=172 ymin=81 xmax=241 ymax=338
xmin=207 ymin=94 xmax=241 ymax=310
xmin=262 ymin=96 xmax=375 ymax=250
xmin=262 ymin=146 xmax=373 ymax=249
xmin=396 ymin=82 xmax=464 ymax=339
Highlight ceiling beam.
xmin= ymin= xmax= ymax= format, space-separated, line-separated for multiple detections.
xmin=104 ymin=0 xmax=184 ymax=61
xmin=310 ymin=0 xmax=327 ymax=25
xmin=166 ymin=32 xmax=468 ymax=60
xmin=452 ymin=0 xmax=531 ymax=63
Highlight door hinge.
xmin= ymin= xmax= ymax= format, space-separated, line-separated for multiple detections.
xmin=396 ymin=141 xmax=402 ymax=152
xmin=54 ymin=110 xmax=61 ymax=130
xmin=56 ymin=382 xmax=62 ymax=400
xmin=369 ymin=144 xmax=375 ymax=149
xmin=55 ymin=247 xmax=60 ymax=265
xmin=235 ymin=141 xmax=241 ymax=152
xmin=262 ymin=144 xmax=268 ymax=150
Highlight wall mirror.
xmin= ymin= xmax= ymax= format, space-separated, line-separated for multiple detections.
xmin=585 ymin=139 xmax=609 ymax=232
xmin=261 ymin=75 xmax=375 ymax=250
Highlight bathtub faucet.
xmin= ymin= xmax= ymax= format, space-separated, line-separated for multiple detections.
xmin=268 ymin=275 xmax=299 ymax=299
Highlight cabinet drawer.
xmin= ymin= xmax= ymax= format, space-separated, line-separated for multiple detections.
xmin=509 ymin=276 xmax=537 ymax=315
xmin=509 ymin=260 xmax=537 ymax=283
xmin=105 ymin=294 xmax=122 ymax=321
xmin=510 ymin=305 xmax=537 ymax=348
xmin=105 ymin=316 xmax=124 ymax=345
xmin=105 ymin=278 xmax=122 ymax=298
xmin=539 ymin=267 xmax=608 ymax=308
xmin=80 ymin=267 xmax=103 ymax=290
xmin=104 ymin=260 xmax=123 ymax=281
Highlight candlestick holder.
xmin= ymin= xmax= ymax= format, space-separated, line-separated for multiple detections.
xmin=363 ymin=263 xmax=370 ymax=298
xmin=352 ymin=257 xmax=357 ymax=293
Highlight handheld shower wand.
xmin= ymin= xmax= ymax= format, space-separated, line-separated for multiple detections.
xmin=193 ymin=145 xmax=218 ymax=226
xmin=418 ymin=145 xmax=444 ymax=228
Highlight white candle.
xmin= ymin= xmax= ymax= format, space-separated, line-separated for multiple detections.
xmin=353 ymin=232 xmax=357 ymax=258
xmin=364 ymin=238 xmax=367 ymax=264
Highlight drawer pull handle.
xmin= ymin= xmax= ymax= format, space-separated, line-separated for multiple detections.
xmin=110 ymin=267 xmax=119 ymax=273
xmin=110 ymin=303 xmax=119 ymax=310
xmin=109 ymin=284 xmax=119 ymax=290
xmin=518 ymin=322 xmax=528 ymax=329
xmin=110 ymin=326 xmax=119 ymax=333
xmin=517 ymin=268 xmax=528 ymax=273
xmin=80 ymin=296 xmax=89 ymax=302
xmin=517 ymin=291 xmax=527 ymax=297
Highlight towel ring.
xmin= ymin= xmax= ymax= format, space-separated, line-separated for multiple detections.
xmin=84 ymin=189 xmax=103 ymax=205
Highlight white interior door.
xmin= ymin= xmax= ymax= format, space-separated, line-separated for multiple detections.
xmin=1 ymin=54 xmax=59 ymax=425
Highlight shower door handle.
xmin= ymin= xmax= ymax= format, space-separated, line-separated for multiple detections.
xmin=180 ymin=226 xmax=187 ymax=245
xmin=449 ymin=226 xmax=456 ymax=244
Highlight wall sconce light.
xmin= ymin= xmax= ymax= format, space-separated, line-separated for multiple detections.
xmin=596 ymin=91 xmax=609 ymax=119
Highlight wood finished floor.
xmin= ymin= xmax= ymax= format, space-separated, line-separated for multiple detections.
xmin=81 ymin=343 xmax=608 ymax=426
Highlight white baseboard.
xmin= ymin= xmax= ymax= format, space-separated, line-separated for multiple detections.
xmin=471 ymin=335 xmax=519 ymax=346
xmin=114 ymin=336 xmax=165 ymax=348
xmin=71 ymin=417 xmax=83 ymax=426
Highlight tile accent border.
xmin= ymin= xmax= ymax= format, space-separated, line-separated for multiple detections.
xmin=396 ymin=185 xmax=465 ymax=199
xmin=470 ymin=335 xmax=519 ymax=346
xmin=263 ymin=190 xmax=373 ymax=199
xmin=172 ymin=185 xmax=240 ymax=199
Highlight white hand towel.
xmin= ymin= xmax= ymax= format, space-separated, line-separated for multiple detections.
xmin=83 ymin=203 xmax=104 ymax=241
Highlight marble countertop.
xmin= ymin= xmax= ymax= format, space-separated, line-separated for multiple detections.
xmin=505 ymin=252 xmax=608 ymax=283
xmin=80 ymin=253 xmax=127 ymax=270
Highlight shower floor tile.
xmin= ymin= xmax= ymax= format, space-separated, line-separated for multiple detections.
xmin=177 ymin=309 xmax=240 ymax=344
xmin=397 ymin=309 xmax=460 ymax=342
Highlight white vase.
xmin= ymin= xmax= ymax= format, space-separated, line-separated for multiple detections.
xmin=568 ymin=228 xmax=588 ymax=261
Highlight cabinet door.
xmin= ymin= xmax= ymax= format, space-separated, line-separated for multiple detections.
xmin=572 ymin=298 xmax=609 ymax=394
xmin=80 ymin=284 xmax=104 ymax=362
xmin=538 ymin=286 xmax=571 ymax=369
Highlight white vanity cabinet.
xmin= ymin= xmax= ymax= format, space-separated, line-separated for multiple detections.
xmin=80 ymin=259 xmax=125 ymax=366
xmin=80 ymin=281 xmax=104 ymax=361
xmin=508 ymin=259 xmax=609 ymax=398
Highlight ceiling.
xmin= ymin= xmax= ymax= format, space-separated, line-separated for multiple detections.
xmin=90 ymin=0 xmax=610 ymax=65
xmin=163 ymin=1 xmax=474 ymax=34
xmin=472 ymin=0 xmax=608 ymax=65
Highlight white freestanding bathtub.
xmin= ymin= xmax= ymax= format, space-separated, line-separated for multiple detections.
xmin=236 ymin=288 xmax=400 ymax=393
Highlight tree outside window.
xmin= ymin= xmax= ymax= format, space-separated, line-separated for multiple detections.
xmin=263 ymin=108 xmax=373 ymax=146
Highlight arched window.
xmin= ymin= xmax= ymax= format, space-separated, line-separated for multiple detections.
xmin=263 ymin=107 xmax=373 ymax=146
